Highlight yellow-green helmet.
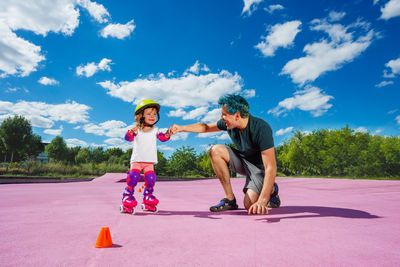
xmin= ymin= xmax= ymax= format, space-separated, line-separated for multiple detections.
xmin=134 ymin=99 xmax=160 ymax=115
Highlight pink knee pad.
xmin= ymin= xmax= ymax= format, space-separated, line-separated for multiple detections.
xmin=144 ymin=171 xmax=156 ymax=188
xmin=127 ymin=169 xmax=140 ymax=187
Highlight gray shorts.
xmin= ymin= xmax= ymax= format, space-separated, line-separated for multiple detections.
xmin=226 ymin=146 xmax=265 ymax=195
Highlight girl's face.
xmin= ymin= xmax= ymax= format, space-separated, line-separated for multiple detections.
xmin=143 ymin=108 xmax=157 ymax=125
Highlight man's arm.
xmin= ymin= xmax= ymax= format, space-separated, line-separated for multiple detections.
xmin=170 ymin=122 xmax=220 ymax=134
xmin=248 ymin=147 xmax=277 ymax=215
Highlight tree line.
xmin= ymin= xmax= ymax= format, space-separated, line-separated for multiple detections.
xmin=277 ymin=126 xmax=400 ymax=177
xmin=44 ymin=135 xmax=214 ymax=177
xmin=1 ymin=116 xmax=400 ymax=178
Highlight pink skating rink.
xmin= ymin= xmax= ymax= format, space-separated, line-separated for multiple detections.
xmin=1 ymin=174 xmax=399 ymax=266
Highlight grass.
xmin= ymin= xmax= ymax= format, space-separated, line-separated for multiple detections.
xmin=1 ymin=162 xmax=399 ymax=181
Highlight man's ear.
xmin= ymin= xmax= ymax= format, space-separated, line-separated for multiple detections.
xmin=235 ymin=112 xmax=241 ymax=120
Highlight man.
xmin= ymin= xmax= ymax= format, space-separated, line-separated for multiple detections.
xmin=169 ymin=94 xmax=280 ymax=215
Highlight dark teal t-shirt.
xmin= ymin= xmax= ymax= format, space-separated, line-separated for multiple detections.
xmin=217 ymin=115 xmax=275 ymax=167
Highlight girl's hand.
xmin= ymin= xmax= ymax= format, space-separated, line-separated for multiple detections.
xmin=129 ymin=126 xmax=138 ymax=135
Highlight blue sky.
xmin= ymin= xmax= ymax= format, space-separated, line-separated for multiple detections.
xmin=1 ymin=0 xmax=399 ymax=157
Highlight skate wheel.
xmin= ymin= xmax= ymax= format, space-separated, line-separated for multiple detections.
xmin=155 ymin=206 xmax=158 ymax=213
xmin=119 ymin=205 xmax=124 ymax=213
xmin=132 ymin=207 xmax=136 ymax=215
xmin=141 ymin=204 xmax=145 ymax=210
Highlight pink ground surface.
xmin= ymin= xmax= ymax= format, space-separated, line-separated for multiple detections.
xmin=0 ymin=174 xmax=399 ymax=266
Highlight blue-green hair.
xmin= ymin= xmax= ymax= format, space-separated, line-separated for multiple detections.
xmin=218 ymin=94 xmax=250 ymax=118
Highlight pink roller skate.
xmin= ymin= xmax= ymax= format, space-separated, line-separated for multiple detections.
xmin=120 ymin=196 xmax=138 ymax=214
xmin=141 ymin=195 xmax=159 ymax=212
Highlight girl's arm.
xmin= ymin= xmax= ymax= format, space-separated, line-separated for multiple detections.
xmin=156 ymin=131 xmax=170 ymax=142
xmin=125 ymin=126 xmax=138 ymax=142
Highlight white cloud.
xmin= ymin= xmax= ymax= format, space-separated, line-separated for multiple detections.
xmin=0 ymin=0 xmax=118 ymax=77
xmin=0 ymin=0 xmax=80 ymax=37
xmin=0 ymin=22 xmax=45 ymax=77
xmin=383 ymin=57 xmax=400 ymax=78
xmin=4 ymin=86 xmax=28 ymax=93
xmin=264 ymin=4 xmax=284 ymax=14
xmin=0 ymin=0 xmax=80 ymax=77
xmin=396 ymin=115 xmax=400 ymax=125
xmin=183 ymin=107 xmax=209 ymax=120
xmin=276 ymin=127 xmax=294 ymax=136
xmin=242 ymin=0 xmax=264 ymax=16
xmin=38 ymin=77 xmax=59 ymax=86
xmin=375 ymin=80 xmax=394 ymax=87
xmin=268 ymin=86 xmax=333 ymax=117
xmin=98 ymin=66 xmax=253 ymax=110
xmin=355 ymin=127 xmax=368 ymax=133
xmin=78 ymin=0 xmax=110 ymax=23
xmin=328 ymin=11 xmax=346 ymax=22
xmin=380 ymin=0 xmax=400 ymax=20
xmin=185 ymin=61 xmax=210 ymax=74
xmin=76 ymin=58 xmax=112 ymax=77
xmin=170 ymin=132 xmax=189 ymax=141
xmin=0 ymin=100 xmax=91 ymax=128
xmin=197 ymin=132 xmax=230 ymax=140
xmin=158 ymin=144 xmax=175 ymax=151
xmin=82 ymin=120 xmax=128 ymax=138
xmin=202 ymin=108 xmax=221 ymax=123
xmin=255 ymin=21 xmax=302 ymax=57
xmin=168 ymin=109 xmax=187 ymax=118
xmin=282 ymin=16 xmax=375 ymax=85
xmin=66 ymin=138 xmax=88 ymax=147
xmin=44 ymin=126 xmax=63 ymax=136
xmin=101 ymin=20 xmax=135 ymax=39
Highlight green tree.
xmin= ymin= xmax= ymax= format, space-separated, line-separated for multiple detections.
xmin=167 ymin=145 xmax=197 ymax=177
xmin=92 ymin=147 xmax=106 ymax=164
xmin=105 ymin=148 xmax=124 ymax=163
xmin=66 ymin=146 xmax=81 ymax=164
xmin=0 ymin=116 xmax=42 ymax=162
xmin=276 ymin=127 xmax=400 ymax=177
xmin=154 ymin=150 xmax=168 ymax=176
xmin=197 ymin=150 xmax=214 ymax=177
xmin=75 ymin=148 xmax=92 ymax=164
xmin=25 ymin=134 xmax=44 ymax=160
xmin=45 ymin=136 xmax=68 ymax=162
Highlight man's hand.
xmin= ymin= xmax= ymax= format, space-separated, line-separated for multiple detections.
xmin=248 ymin=200 xmax=269 ymax=215
xmin=168 ymin=124 xmax=182 ymax=135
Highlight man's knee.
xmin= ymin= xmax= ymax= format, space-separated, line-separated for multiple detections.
xmin=243 ymin=189 xmax=259 ymax=210
xmin=209 ymin=145 xmax=229 ymax=162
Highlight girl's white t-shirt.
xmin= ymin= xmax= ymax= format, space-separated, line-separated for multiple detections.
xmin=130 ymin=127 xmax=158 ymax=164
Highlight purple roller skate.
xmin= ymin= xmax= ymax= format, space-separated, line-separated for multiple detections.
xmin=141 ymin=171 xmax=159 ymax=212
xmin=120 ymin=196 xmax=138 ymax=214
xmin=120 ymin=170 xmax=141 ymax=214
xmin=141 ymin=194 xmax=159 ymax=212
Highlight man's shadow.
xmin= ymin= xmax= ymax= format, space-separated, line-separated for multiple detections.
xmin=257 ymin=205 xmax=381 ymax=223
xmin=154 ymin=206 xmax=380 ymax=222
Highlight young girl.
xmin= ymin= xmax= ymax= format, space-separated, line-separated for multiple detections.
xmin=120 ymin=99 xmax=170 ymax=214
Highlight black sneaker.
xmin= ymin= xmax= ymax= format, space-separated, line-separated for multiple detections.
xmin=267 ymin=183 xmax=281 ymax=208
xmin=210 ymin=198 xmax=238 ymax=212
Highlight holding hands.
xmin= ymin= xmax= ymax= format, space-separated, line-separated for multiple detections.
xmin=167 ymin=124 xmax=182 ymax=136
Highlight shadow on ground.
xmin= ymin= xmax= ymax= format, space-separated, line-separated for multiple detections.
xmin=257 ymin=205 xmax=381 ymax=223
xmin=128 ymin=206 xmax=380 ymax=222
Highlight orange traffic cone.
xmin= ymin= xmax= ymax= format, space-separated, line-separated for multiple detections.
xmin=95 ymin=227 xmax=113 ymax=248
